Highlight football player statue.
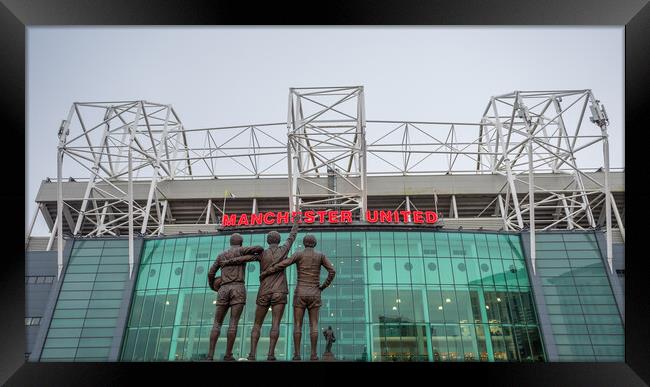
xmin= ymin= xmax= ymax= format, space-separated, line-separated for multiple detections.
xmin=260 ymin=234 xmax=336 ymax=361
xmin=206 ymin=234 xmax=263 ymax=361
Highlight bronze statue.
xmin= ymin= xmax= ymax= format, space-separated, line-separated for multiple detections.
xmin=219 ymin=219 xmax=300 ymax=360
xmin=323 ymin=326 xmax=335 ymax=354
xmin=206 ymin=234 xmax=263 ymax=361
xmin=260 ymin=234 xmax=336 ymax=361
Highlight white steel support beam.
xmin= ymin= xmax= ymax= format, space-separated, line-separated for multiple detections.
xmin=451 ymin=194 xmax=459 ymax=219
xmin=358 ymin=87 xmax=368 ymax=216
xmin=504 ymin=164 xmax=525 ymax=228
xmin=528 ymin=134 xmax=537 ymax=274
xmin=560 ymin=194 xmax=574 ymax=230
xmin=603 ymin=134 xmax=613 ymax=272
xmin=574 ymin=170 xmax=597 ymax=228
xmin=287 ymin=91 xmax=296 ymax=213
xmin=205 ymin=199 xmax=212 ymax=225
xmin=610 ymin=193 xmax=625 ymax=242
xmin=433 ymin=190 xmax=439 ymax=214
xmin=46 ymin=215 xmax=59 ymax=252
xmin=497 ymin=195 xmax=508 ymax=230
xmin=589 ymin=94 xmax=614 ymax=272
xmin=74 ymin=177 xmax=95 ymax=235
xmin=98 ymin=200 xmax=109 ymax=235
xmin=288 ymin=137 xmax=298 ymax=213
xmin=39 ymin=203 xmax=55 ymax=231
xmin=127 ymin=103 xmax=141 ymax=277
xmin=159 ymin=200 xmax=168 ymax=235
xmin=141 ymin=176 xmax=158 ymax=233
xmin=405 ymin=195 xmax=412 ymax=222
xmin=62 ymin=205 xmax=75 ymax=234
xmin=56 ymin=148 xmax=64 ymax=277
xmin=520 ymin=96 xmax=537 ymax=274
xmin=56 ymin=107 xmax=73 ymax=278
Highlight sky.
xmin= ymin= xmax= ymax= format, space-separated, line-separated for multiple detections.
xmin=26 ymin=26 xmax=624 ymax=236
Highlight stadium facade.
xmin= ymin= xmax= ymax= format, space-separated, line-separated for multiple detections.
xmin=25 ymin=87 xmax=625 ymax=362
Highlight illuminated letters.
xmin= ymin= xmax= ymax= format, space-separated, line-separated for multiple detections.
xmin=221 ymin=209 xmax=439 ymax=227
xmin=237 ymin=214 xmax=249 ymax=226
xmin=222 ymin=214 xmax=237 ymax=226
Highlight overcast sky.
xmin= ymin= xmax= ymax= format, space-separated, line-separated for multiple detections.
xmin=26 ymin=26 xmax=624 ymax=236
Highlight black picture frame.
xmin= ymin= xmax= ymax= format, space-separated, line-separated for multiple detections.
xmin=1 ymin=1 xmax=648 ymax=385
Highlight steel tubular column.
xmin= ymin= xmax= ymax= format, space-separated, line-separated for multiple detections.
xmin=56 ymin=107 xmax=73 ymax=278
xmin=287 ymin=91 xmax=297 ymax=213
xmin=46 ymin=215 xmax=59 ymax=252
xmin=497 ymin=195 xmax=508 ymax=230
xmin=127 ymin=104 xmax=142 ymax=277
xmin=405 ymin=195 xmax=411 ymax=222
xmin=451 ymin=194 xmax=459 ymax=219
xmin=98 ymin=200 xmax=109 ymax=235
xmin=587 ymin=92 xmax=614 ymax=272
xmin=528 ymin=136 xmax=536 ymax=274
xmin=560 ymin=194 xmax=574 ymax=230
xmin=359 ymin=87 xmax=368 ymax=217
xmin=288 ymin=139 xmax=298 ymax=213
xmin=610 ymin=194 xmax=625 ymax=241
xmin=205 ymin=199 xmax=212 ymax=224
xmin=521 ymin=97 xmax=537 ymax=274
xmin=141 ymin=176 xmax=158 ymax=233
xmin=159 ymin=200 xmax=168 ymax=235
xmin=602 ymin=126 xmax=613 ymax=272
xmin=56 ymin=148 xmax=64 ymax=277
xmin=128 ymin=135 xmax=134 ymax=276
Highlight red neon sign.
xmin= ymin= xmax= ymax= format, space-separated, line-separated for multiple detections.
xmin=221 ymin=210 xmax=439 ymax=227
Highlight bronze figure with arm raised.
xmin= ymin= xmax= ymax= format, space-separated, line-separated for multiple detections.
xmin=223 ymin=219 xmax=301 ymax=360
xmin=260 ymin=233 xmax=336 ymax=361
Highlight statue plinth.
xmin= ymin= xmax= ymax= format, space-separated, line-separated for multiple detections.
xmin=322 ymin=352 xmax=336 ymax=361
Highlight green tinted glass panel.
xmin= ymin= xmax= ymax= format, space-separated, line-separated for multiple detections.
xmin=535 ymin=231 xmax=623 ymax=362
xmin=121 ymin=231 xmax=544 ymax=362
xmin=40 ymin=239 xmax=130 ymax=362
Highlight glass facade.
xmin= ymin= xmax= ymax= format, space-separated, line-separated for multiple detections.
xmin=40 ymin=239 xmax=129 ymax=361
xmin=536 ymin=232 xmax=624 ymax=361
xmin=121 ymin=231 xmax=545 ymax=362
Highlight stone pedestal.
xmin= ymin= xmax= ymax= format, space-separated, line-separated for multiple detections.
xmin=322 ymin=352 xmax=336 ymax=361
